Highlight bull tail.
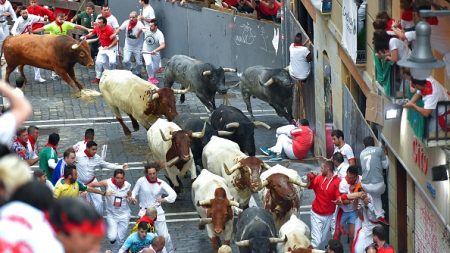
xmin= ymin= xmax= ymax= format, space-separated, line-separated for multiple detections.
xmin=79 ymin=89 xmax=102 ymax=103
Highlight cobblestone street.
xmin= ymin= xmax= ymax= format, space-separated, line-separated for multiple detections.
xmin=12 ymin=63 xmax=325 ymax=252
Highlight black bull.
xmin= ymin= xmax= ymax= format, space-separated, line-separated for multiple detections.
xmin=239 ymin=66 xmax=294 ymax=122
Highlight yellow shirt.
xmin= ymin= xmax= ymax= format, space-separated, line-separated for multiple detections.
xmin=53 ymin=179 xmax=87 ymax=198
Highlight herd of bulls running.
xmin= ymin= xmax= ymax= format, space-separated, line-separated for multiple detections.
xmin=3 ymin=35 xmax=317 ymax=253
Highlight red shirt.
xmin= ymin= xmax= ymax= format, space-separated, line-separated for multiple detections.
xmin=290 ymin=126 xmax=314 ymax=160
xmin=93 ymin=25 xmax=115 ymax=47
xmin=258 ymin=1 xmax=280 ymax=16
xmin=308 ymin=173 xmax=341 ymax=215
xmin=378 ymin=244 xmax=395 ymax=253
xmin=224 ymin=0 xmax=239 ymax=6
xmin=27 ymin=5 xmax=54 ymax=30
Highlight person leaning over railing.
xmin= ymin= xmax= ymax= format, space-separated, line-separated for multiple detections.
xmin=222 ymin=0 xmax=254 ymax=14
xmin=251 ymin=0 xmax=281 ymax=22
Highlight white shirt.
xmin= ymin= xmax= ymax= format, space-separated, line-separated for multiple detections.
xmin=334 ymin=143 xmax=355 ymax=165
xmin=0 ymin=1 xmax=17 ymax=24
xmin=11 ymin=14 xmax=44 ymax=35
xmin=142 ymin=5 xmax=155 ymax=26
xmin=0 ymin=201 xmax=64 ymax=253
xmin=288 ymin=43 xmax=310 ymax=80
xmin=73 ymin=140 xmax=87 ymax=156
xmin=105 ymin=178 xmax=131 ymax=218
xmin=142 ymin=27 xmax=164 ymax=53
xmin=389 ymin=37 xmax=411 ymax=61
xmin=75 ymin=152 xmax=122 ymax=184
xmin=97 ymin=14 xmax=119 ymax=29
xmin=334 ymin=162 xmax=349 ymax=180
xmin=120 ymin=20 xmax=144 ymax=49
xmin=339 ymin=175 xmax=361 ymax=212
xmin=417 ymin=77 xmax=449 ymax=114
xmin=0 ymin=112 xmax=16 ymax=146
xmin=131 ymin=177 xmax=177 ymax=221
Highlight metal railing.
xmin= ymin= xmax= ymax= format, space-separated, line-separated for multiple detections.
xmin=424 ymin=101 xmax=450 ymax=144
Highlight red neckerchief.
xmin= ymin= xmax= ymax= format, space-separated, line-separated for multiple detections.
xmin=145 ymin=175 xmax=161 ymax=185
xmin=15 ymin=137 xmax=28 ymax=148
xmin=420 ymin=81 xmax=433 ymax=96
xmin=84 ymin=149 xmax=94 ymax=158
xmin=345 ymin=176 xmax=357 ymax=192
xmin=28 ymin=136 xmax=36 ymax=151
xmin=45 ymin=143 xmax=58 ymax=154
xmin=127 ymin=20 xmax=137 ymax=32
xmin=55 ymin=20 xmax=64 ymax=33
xmin=111 ymin=177 xmax=124 ymax=189
xmin=293 ymin=43 xmax=303 ymax=47
xmin=427 ymin=16 xmax=438 ymax=26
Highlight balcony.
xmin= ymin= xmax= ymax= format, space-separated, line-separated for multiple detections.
xmin=375 ymin=56 xmax=406 ymax=100
xmin=423 ymin=101 xmax=450 ymax=147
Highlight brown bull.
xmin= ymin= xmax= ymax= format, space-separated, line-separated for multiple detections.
xmin=2 ymin=34 xmax=94 ymax=92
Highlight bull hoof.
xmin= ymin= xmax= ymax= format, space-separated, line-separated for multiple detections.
xmin=73 ymin=91 xmax=82 ymax=98
xmin=198 ymin=223 xmax=206 ymax=230
xmin=123 ymin=129 xmax=132 ymax=136
xmin=133 ymin=125 xmax=140 ymax=132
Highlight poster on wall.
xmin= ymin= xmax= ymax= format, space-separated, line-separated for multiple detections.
xmin=414 ymin=188 xmax=450 ymax=253
xmin=342 ymin=0 xmax=357 ymax=62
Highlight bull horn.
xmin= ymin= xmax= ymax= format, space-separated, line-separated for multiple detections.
xmin=269 ymin=235 xmax=287 ymax=243
xmin=151 ymin=92 xmax=159 ymax=100
xmin=197 ymin=199 xmax=211 ymax=206
xmin=173 ymin=85 xmax=190 ymax=94
xmin=159 ymin=129 xmax=172 ymax=141
xmin=224 ymin=163 xmax=241 ymax=175
xmin=202 ymin=70 xmax=212 ymax=76
xmin=225 ymin=122 xmax=240 ymax=129
xmin=71 ymin=43 xmax=81 ymax=50
xmin=166 ymin=156 xmax=180 ymax=167
xmin=263 ymin=78 xmax=274 ymax=87
xmin=253 ymin=121 xmax=271 ymax=129
xmin=228 ymin=200 xmax=240 ymax=207
xmin=217 ymin=130 xmax=234 ymax=136
xmin=198 ymin=218 xmax=213 ymax=226
xmin=191 ymin=123 xmax=206 ymax=139
xmin=223 ymin=68 xmax=236 ymax=72
xmin=288 ymin=177 xmax=308 ymax=188
xmin=235 ymin=239 xmax=250 ymax=247
xmin=260 ymin=179 xmax=268 ymax=188
xmin=262 ymin=163 xmax=271 ymax=170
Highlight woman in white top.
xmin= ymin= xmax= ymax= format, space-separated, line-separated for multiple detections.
xmin=373 ymin=29 xmax=410 ymax=63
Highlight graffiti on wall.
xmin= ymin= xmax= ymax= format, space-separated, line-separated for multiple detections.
xmin=415 ymin=188 xmax=450 ymax=253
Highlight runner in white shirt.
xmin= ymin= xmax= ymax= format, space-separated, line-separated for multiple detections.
xmin=73 ymin=128 xmax=95 ymax=156
xmin=288 ymin=33 xmax=311 ymax=81
xmin=332 ymin=152 xmax=349 ymax=180
xmin=142 ymin=19 xmax=165 ymax=84
xmin=97 ymin=6 xmax=119 ymax=29
xmin=352 ymin=192 xmax=379 ymax=253
xmin=131 ymin=162 xmax=176 ymax=253
xmin=112 ymin=11 xmax=144 ymax=76
xmin=90 ymin=169 xmax=132 ymax=253
xmin=11 ymin=6 xmax=47 ymax=83
xmin=76 ymin=141 xmax=128 ymax=215
xmin=139 ymin=0 xmax=156 ymax=26
xmin=331 ymin=129 xmax=356 ymax=166
xmin=0 ymin=0 xmax=16 ymax=49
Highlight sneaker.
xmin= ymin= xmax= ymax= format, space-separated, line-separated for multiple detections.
xmin=91 ymin=78 xmax=100 ymax=84
xmin=259 ymin=147 xmax=273 ymax=156
xmin=269 ymin=154 xmax=282 ymax=162
xmin=377 ymin=217 xmax=389 ymax=225
xmin=35 ymin=77 xmax=46 ymax=83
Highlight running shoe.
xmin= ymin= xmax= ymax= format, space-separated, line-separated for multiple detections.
xmin=259 ymin=147 xmax=273 ymax=156
xmin=269 ymin=154 xmax=282 ymax=162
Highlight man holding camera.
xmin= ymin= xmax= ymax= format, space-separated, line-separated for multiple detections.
xmin=111 ymin=11 xmax=144 ymax=76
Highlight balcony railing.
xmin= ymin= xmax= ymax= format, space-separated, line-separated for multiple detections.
xmin=424 ymin=101 xmax=450 ymax=147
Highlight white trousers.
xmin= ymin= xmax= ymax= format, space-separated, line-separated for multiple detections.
xmin=362 ymin=182 xmax=385 ymax=218
xmin=143 ymin=53 xmax=161 ymax=78
xmin=95 ymin=47 xmax=117 ymax=79
xmin=123 ymin=47 xmax=142 ymax=67
xmin=106 ymin=214 xmax=130 ymax=253
xmin=86 ymin=178 xmax=104 ymax=215
xmin=269 ymin=125 xmax=296 ymax=159
xmin=352 ymin=219 xmax=377 ymax=253
xmin=310 ymin=210 xmax=333 ymax=249
xmin=33 ymin=68 xmax=43 ymax=80
xmin=0 ymin=23 xmax=8 ymax=54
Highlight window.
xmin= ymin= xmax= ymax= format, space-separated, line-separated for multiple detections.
xmin=296 ymin=0 xmax=314 ymax=41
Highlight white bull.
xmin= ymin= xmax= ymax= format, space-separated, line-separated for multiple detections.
xmin=278 ymin=214 xmax=325 ymax=253
xmin=147 ymin=118 xmax=203 ymax=191
xmin=202 ymin=136 xmax=270 ymax=208
xmin=192 ymin=169 xmax=239 ymax=251
xmin=100 ymin=70 xmax=188 ymax=136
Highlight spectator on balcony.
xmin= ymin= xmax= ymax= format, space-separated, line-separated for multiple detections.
xmin=252 ymin=0 xmax=281 ymax=22
xmin=373 ymin=29 xmax=410 ymax=63
xmin=223 ymin=0 xmax=254 ymax=14
xmin=403 ymin=70 xmax=450 ymax=132
xmin=375 ymin=11 xmax=399 ymax=35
